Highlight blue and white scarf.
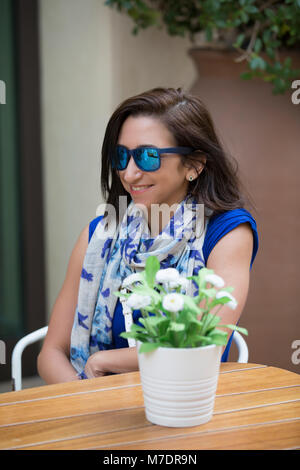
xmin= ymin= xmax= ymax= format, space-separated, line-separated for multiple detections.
xmin=70 ymin=195 xmax=208 ymax=374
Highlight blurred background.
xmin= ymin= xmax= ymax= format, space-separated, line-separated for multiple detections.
xmin=0 ymin=0 xmax=299 ymax=390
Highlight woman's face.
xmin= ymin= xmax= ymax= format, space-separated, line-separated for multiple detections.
xmin=117 ymin=115 xmax=193 ymax=212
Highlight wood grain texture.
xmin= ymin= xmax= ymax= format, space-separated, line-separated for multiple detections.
xmin=0 ymin=363 xmax=299 ymax=450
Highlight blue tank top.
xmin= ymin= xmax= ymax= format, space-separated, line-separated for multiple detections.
xmin=88 ymin=208 xmax=259 ymax=362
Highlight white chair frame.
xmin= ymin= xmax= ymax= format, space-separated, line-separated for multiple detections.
xmin=11 ymin=326 xmax=48 ymax=391
xmin=11 ymin=322 xmax=248 ymax=391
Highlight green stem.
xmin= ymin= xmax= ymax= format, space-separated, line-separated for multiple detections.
xmin=200 ymin=304 xmax=223 ymax=336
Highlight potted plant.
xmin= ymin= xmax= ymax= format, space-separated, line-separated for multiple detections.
xmin=105 ymin=0 xmax=300 ymax=95
xmin=115 ymin=256 xmax=247 ymax=427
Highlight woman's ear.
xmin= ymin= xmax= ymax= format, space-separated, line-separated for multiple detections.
xmin=195 ymin=154 xmax=206 ymax=176
xmin=196 ymin=161 xmax=205 ymax=176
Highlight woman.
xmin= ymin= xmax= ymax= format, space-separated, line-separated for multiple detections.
xmin=38 ymin=87 xmax=258 ymax=383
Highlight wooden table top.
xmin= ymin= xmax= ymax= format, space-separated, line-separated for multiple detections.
xmin=0 ymin=362 xmax=299 ymax=450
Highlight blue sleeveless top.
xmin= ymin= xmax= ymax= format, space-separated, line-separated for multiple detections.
xmin=88 ymin=208 xmax=258 ymax=362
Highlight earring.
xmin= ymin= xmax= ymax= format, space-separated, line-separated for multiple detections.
xmin=188 ymin=175 xmax=194 ymax=182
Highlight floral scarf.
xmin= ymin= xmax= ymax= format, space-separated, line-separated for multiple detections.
xmin=70 ymin=195 xmax=208 ymax=374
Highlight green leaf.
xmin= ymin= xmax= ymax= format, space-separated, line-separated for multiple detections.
xmin=130 ymin=285 xmax=161 ymax=304
xmin=221 ymin=324 xmax=248 ymax=336
xmin=284 ymin=56 xmax=292 ymax=68
xmin=183 ymin=296 xmax=202 ymax=315
xmin=202 ymin=288 xmax=217 ymax=298
xmin=240 ymin=71 xmax=253 ymax=80
xmin=208 ymin=331 xmax=228 ymax=345
xmin=266 ymin=47 xmax=275 ymax=59
xmin=250 ymin=56 xmax=266 ymax=71
xmin=221 ymin=286 xmax=234 ymax=293
xmin=240 ymin=10 xmax=249 ymax=23
xmin=119 ymin=331 xmax=134 ymax=339
xmin=144 ymin=316 xmax=166 ymax=328
xmin=209 ymin=295 xmax=232 ymax=309
xmin=139 ymin=317 xmax=157 ymax=336
xmin=168 ymin=322 xmax=185 ymax=332
xmin=138 ymin=342 xmax=161 ymax=353
xmin=120 ymin=331 xmax=147 ymax=341
xmin=125 ymin=323 xmax=141 ymax=333
xmin=114 ymin=290 xmax=130 ymax=299
xmin=194 ymin=335 xmax=214 ymax=345
xmin=254 ymin=38 xmax=262 ymax=53
xmin=234 ymin=33 xmax=245 ymax=48
xmin=145 ymin=255 xmax=160 ymax=287
xmin=245 ymin=4 xmax=258 ymax=14
xmin=204 ymin=314 xmax=222 ymax=332
xmin=265 ymin=8 xmax=275 ymax=19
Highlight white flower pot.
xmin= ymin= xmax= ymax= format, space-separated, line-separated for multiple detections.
xmin=137 ymin=341 xmax=222 ymax=427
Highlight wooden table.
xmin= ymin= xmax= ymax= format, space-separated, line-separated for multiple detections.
xmin=0 ymin=363 xmax=299 ymax=450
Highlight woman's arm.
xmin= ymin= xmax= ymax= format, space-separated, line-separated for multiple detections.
xmin=204 ymin=222 xmax=254 ymax=347
xmin=37 ymin=224 xmax=89 ymax=384
xmin=84 ymin=347 xmax=139 ymax=378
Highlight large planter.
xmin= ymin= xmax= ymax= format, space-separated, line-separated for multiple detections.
xmin=188 ymin=47 xmax=300 ymax=374
xmin=137 ymin=341 xmax=222 ymax=427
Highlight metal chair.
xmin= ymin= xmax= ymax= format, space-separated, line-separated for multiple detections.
xmin=11 ymin=326 xmax=48 ymax=391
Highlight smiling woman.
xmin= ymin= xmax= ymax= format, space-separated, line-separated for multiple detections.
xmin=37 ymin=87 xmax=258 ymax=384
xmin=117 ymin=115 xmax=196 ymax=226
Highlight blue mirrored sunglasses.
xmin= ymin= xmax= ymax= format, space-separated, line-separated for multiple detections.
xmin=112 ymin=145 xmax=194 ymax=172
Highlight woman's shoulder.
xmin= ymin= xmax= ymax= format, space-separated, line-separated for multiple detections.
xmin=207 ymin=207 xmax=257 ymax=228
xmin=203 ymin=208 xmax=258 ymax=268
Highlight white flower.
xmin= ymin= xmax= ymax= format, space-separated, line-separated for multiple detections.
xmin=215 ymin=291 xmax=238 ymax=310
xmin=127 ymin=293 xmax=152 ymax=310
xmin=204 ymin=273 xmax=225 ymax=288
xmin=122 ymin=272 xmax=143 ymax=289
xmin=155 ymin=268 xmax=180 ymax=284
xmin=162 ymin=293 xmax=184 ymax=312
xmin=169 ymin=277 xmax=190 ymax=290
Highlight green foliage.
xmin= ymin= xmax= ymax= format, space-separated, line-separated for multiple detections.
xmin=115 ymin=255 xmax=248 ymax=353
xmin=105 ymin=0 xmax=300 ymax=94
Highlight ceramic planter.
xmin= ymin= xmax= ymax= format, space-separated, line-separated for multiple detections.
xmin=137 ymin=341 xmax=222 ymax=427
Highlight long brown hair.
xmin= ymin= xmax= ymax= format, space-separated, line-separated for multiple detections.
xmin=101 ymin=87 xmax=252 ymax=221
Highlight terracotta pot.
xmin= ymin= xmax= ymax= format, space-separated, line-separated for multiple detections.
xmin=137 ymin=341 xmax=222 ymax=427
xmin=188 ymin=48 xmax=300 ymax=373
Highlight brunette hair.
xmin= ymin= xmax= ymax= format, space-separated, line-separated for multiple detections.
xmin=101 ymin=87 xmax=252 ymax=221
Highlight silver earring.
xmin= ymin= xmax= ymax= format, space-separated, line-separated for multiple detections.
xmin=188 ymin=175 xmax=194 ymax=182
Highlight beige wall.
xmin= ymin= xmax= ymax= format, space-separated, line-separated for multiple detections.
xmin=39 ymin=0 xmax=196 ymax=316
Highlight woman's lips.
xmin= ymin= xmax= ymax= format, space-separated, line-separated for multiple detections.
xmin=129 ymin=185 xmax=154 ymax=194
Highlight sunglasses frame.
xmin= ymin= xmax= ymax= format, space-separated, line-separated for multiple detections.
xmin=112 ymin=145 xmax=194 ymax=172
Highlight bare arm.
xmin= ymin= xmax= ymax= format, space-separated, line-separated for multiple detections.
xmin=204 ymin=223 xmax=254 ymax=351
xmin=37 ymin=224 xmax=89 ymax=384
xmin=84 ymin=347 xmax=139 ymax=379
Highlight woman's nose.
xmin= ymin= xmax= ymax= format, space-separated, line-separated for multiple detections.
xmin=122 ymin=156 xmax=142 ymax=182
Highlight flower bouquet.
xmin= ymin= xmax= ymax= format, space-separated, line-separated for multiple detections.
xmin=115 ymin=255 xmax=247 ymax=353
xmin=114 ymin=255 xmax=248 ymax=427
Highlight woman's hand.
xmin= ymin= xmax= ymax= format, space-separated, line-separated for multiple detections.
xmin=84 ymin=351 xmax=108 ymax=378
xmin=84 ymin=347 xmax=139 ymax=379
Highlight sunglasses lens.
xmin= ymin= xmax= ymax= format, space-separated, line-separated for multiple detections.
xmin=135 ymin=148 xmax=160 ymax=171
xmin=113 ymin=146 xmax=128 ymax=170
